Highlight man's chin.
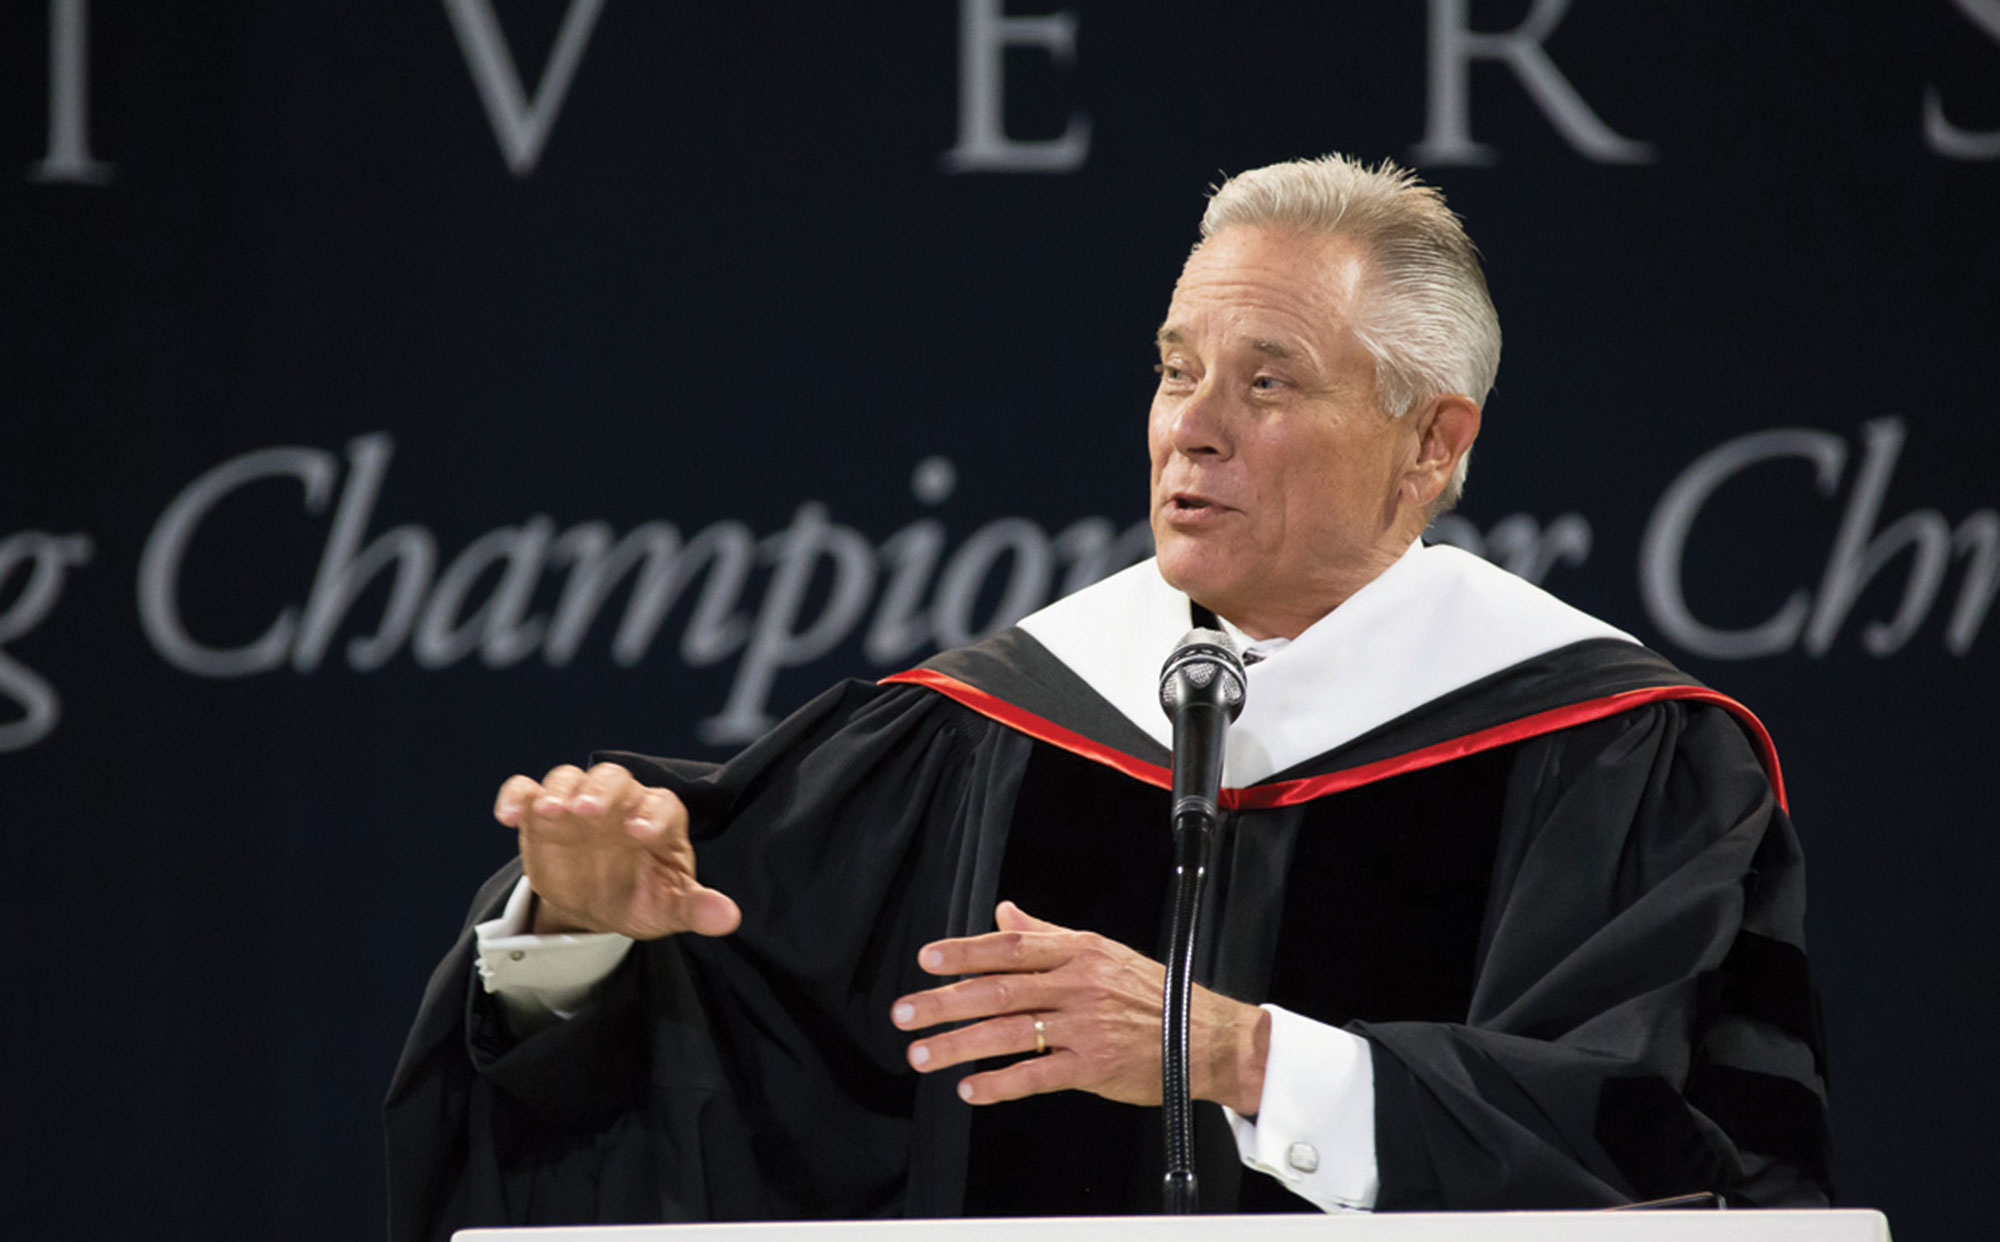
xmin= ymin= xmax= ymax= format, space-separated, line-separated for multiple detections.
xmin=1154 ymin=547 xmax=1237 ymax=612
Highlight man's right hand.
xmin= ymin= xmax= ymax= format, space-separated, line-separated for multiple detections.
xmin=493 ymin=762 xmax=742 ymax=940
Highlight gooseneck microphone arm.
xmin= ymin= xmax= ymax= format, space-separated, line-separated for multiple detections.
xmin=1156 ymin=628 xmax=1246 ymax=1214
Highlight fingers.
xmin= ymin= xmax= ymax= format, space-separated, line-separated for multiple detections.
xmin=498 ymin=763 xmax=648 ymax=835
xmin=918 ymin=926 xmax=1075 ymax=979
xmin=916 ymin=901 xmax=1071 ymax=977
xmin=568 ymin=762 xmax=641 ymax=818
xmin=900 ymin=1009 xmax=1050 ymax=1074
xmin=496 ymin=760 xmax=734 ymax=940
xmin=534 ymin=764 xmax=588 ymax=817
xmin=624 ymin=786 xmax=684 ymax=845
xmin=894 ymin=1008 xmax=1095 ymax=1107
xmin=896 ymin=901 xmax=1087 ymax=1038
xmin=957 ymin=1049 xmax=1079 ymax=1105
xmin=494 ymin=774 xmax=543 ymax=827
xmin=896 ymin=903 xmax=1173 ymax=1108
xmin=994 ymin=899 xmax=1060 ymax=933
xmin=894 ymin=970 xmax=1058 ymax=1034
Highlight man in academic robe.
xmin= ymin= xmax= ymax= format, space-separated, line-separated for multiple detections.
xmin=386 ymin=155 xmax=1832 ymax=1240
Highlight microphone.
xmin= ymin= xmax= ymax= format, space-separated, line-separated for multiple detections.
xmin=1158 ymin=629 xmax=1248 ymax=832
xmin=1155 ymin=627 xmax=1247 ymax=1214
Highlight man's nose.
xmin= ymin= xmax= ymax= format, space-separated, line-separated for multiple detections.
xmin=1164 ymin=381 xmax=1235 ymax=458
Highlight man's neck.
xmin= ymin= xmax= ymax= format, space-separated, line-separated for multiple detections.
xmin=1210 ymin=537 xmax=1423 ymax=641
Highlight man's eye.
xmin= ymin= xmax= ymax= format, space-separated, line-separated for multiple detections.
xmin=1251 ymin=375 xmax=1283 ymax=390
xmin=1154 ymin=362 xmax=1186 ymax=382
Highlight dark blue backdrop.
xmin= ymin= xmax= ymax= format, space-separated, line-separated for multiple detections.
xmin=7 ymin=2 xmax=1997 ymax=1238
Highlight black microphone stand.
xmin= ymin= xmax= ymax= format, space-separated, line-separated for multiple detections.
xmin=1157 ymin=631 xmax=1244 ymax=1214
xmin=1160 ymin=794 xmax=1212 ymax=1214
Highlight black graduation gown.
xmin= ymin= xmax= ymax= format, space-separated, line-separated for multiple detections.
xmin=384 ymin=632 xmax=1832 ymax=1240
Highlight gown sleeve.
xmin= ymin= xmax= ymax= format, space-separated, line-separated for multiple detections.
xmin=1357 ymin=699 xmax=1833 ymax=1209
xmin=384 ymin=679 xmax=1011 ymax=1241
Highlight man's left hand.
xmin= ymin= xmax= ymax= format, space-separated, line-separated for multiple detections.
xmin=891 ymin=901 xmax=1270 ymax=1115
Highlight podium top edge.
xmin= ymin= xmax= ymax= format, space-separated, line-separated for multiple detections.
xmin=455 ymin=1208 xmax=1892 ymax=1242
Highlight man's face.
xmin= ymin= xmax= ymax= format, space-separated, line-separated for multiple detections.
xmin=1149 ymin=225 xmax=1420 ymax=638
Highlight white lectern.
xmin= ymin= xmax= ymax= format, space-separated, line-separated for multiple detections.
xmin=458 ymin=1210 xmax=1890 ymax=1242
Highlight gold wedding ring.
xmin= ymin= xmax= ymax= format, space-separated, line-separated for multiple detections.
xmin=1033 ymin=1016 xmax=1048 ymax=1055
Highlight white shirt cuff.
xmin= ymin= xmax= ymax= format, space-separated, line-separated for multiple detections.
xmin=473 ymin=877 xmax=634 ymax=1033
xmin=1223 ymin=1003 xmax=1380 ymax=1212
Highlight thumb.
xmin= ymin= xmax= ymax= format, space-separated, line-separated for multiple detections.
xmin=622 ymin=802 xmax=738 ymax=938
xmin=680 ymin=885 xmax=742 ymax=937
xmin=995 ymin=899 xmax=1062 ymax=933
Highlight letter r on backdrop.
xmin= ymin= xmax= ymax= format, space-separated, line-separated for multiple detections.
xmin=1414 ymin=0 xmax=1656 ymax=166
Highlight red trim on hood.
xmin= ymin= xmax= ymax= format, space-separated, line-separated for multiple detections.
xmin=882 ymin=668 xmax=1174 ymax=790
xmin=881 ymin=669 xmax=1787 ymax=814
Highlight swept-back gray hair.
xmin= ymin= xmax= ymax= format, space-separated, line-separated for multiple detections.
xmin=1200 ymin=154 xmax=1499 ymax=509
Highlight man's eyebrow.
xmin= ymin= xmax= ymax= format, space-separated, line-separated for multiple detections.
xmin=1250 ymin=338 xmax=1293 ymax=359
xmin=1155 ymin=327 xmax=1183 ymax=348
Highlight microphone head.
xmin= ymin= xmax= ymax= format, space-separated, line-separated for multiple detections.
xmin=1158 ymin=627 xmax=1248 ymax=721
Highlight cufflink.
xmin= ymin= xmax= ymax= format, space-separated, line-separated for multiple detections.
xmin=1286 ymin=1142 xmax=1320 ymax=1173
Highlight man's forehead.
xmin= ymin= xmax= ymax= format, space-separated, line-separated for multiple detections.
xmin=1158 ymin=228 xmax=1369 ymax=344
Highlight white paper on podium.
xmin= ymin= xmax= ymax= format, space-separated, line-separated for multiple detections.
xmin=456 ymin=1209 xmax=1891 ymax=1242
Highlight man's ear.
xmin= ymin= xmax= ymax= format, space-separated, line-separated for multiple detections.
xmin=1404 ymin=394 xmax=1481 ymax=509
